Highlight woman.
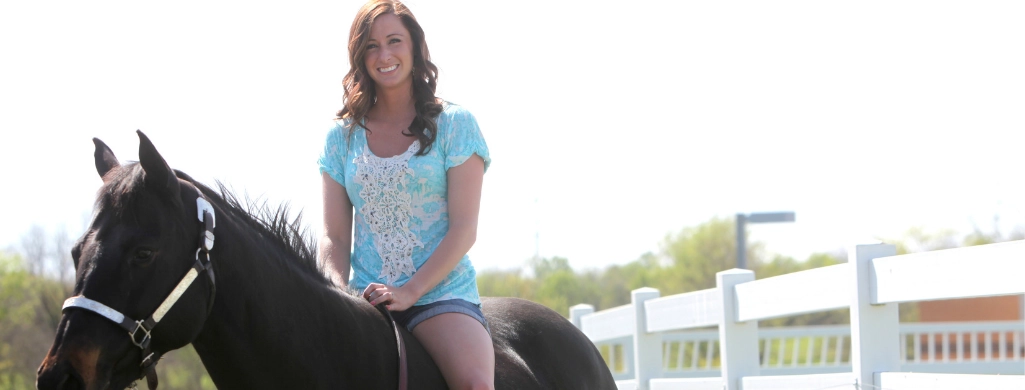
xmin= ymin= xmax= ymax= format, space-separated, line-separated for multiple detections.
xmin=317 ymin=1 xmax=494 ymax=389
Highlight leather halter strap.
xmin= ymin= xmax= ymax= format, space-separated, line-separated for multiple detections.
xmin=61 ymin=253 xmax=212 ymax=348
xmin=375 ymin=304 xmax=408 ymax=390
xmin=61 ymin=196 xmax=217 ymax=389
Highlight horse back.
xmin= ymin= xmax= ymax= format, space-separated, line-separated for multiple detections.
xmin=483 ymin=297 xmax=616 ymax=390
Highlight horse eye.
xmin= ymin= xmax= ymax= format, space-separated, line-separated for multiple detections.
xmin=134 ymin=249 xmax=155 ymax=262
xmin=71 ymin=243 xmax=82 ymax=269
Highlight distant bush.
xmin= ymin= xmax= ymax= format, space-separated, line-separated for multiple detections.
xmin=0 ymin=252 xmax=212 ymax=390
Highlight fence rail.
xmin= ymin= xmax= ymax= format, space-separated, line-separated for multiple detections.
xmin=569 ymin=241 xmax=1025 ymax=390
xmin=598 ymin=322 xmax=1024 ymax=378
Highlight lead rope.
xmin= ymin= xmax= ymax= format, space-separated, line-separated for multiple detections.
xmin=375 ymin=304 xmax=408 ymax=390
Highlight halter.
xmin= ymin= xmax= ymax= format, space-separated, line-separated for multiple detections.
xmin=61 ymin=196 xmax=218 ymax=390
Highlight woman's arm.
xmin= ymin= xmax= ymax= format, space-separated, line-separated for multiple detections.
xmin=320 ymin=172 xmax=354 ymax=287
xmin=365 ymin=154 xmax=485 ymax=310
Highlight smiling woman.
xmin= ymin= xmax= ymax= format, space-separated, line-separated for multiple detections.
xmin=319 ymin=1 xmax=502 ymax=389
xmin=3 ymin=0 xmax=1025 ymax=311
xmin=363 ymin=15 xmax=416 ymax=92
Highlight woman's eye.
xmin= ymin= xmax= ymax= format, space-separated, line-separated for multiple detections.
xmin=389 ymin=38 xmax=400 ymax=44
xmin=366 ymin=43 xmax=378 ymax=50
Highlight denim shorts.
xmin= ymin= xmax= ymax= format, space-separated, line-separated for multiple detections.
xmin=390 ymin=299 xmax=490 ymax=334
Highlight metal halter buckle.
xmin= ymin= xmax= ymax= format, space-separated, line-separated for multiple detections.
xmin=195 ymin=248 xmax=212 ymax=268
xmin=129 ymin=320 xmax=152 ymax=349
xmin=197 ymin=198 xmax=216 ymax=251
xmin=141 ymin=352 xmax=158 ymax=368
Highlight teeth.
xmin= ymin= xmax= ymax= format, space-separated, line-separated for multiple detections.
xmin=379 ymin=65 xmax=398 ymax=72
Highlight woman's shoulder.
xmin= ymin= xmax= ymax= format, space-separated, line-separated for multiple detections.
xmin=439 ymin=101 xmax=476 ymax=120
xmin=333 ymin=117 xmax=355 ymax=130
xmin=327 ymin=117 xmax=362 ymax=137
xmin=322 ymin=118 xmax=357 ymax=148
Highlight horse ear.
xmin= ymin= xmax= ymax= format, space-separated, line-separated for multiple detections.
xmin=93 ymin=138 xmax=120 ymax=179
xmin=137 ymin=130 xmax=181 ymax=198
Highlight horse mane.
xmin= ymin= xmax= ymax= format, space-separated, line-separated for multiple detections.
xmin=177 ymin=171 xmax=331 ymax=287
xmin=100 ymin=163 xmax=341 ymax=291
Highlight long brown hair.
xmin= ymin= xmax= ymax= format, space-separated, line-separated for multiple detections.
xmin=337 ymin=0 xmax=442 ymax=156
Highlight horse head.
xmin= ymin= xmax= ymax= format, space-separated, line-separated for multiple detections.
xmin=37 ymin=131 xmax=217 ymax=390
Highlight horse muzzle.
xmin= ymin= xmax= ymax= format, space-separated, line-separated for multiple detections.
xmin=37 ymin=356 xmax=87 ymax=390
xmin=37 ymin=341 xmax=137 ymax=390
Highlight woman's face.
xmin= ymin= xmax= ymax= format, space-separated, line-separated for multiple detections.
xmin=364 ymin=13 xmax=415 ymax=93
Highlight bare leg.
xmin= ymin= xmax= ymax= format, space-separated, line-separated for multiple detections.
xmin=412 ymin=313 xmax=495 ymax=390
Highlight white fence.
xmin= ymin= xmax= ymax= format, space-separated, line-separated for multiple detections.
xmin=569 ymin=241 xmax=1025 ymax=390
xmin=594 ymin=322 xmax=1024 ymax=379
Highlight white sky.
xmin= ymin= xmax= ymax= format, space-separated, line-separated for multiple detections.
xmin=2 ymin=1 xmax=1023 ymax=271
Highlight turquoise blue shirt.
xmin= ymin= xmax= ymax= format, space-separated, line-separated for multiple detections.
xmin=318 ymin=103 xmax=490 ymax=306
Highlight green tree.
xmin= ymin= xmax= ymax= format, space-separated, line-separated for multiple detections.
xmin=1 ymin=249 xmax=214 ymax=390
xmin=1 ymin=252 xmax=60 ymax=389
xmin=659 ymin=216 xmax=771 ymax=293
xmin=884 ymin=226 xmax=959 ymax=255
xmin=530 ymin=256 xmax=572 ymax=279
xmin=595 ymin=253 xmax=662 ymax=310
xmin=476 ymin=269 xmax=535 ymax=300
xmin=475 ymin=217 xmax=855 ymax=326
xmin=963 ymin=216 xmax=1025 ymax=246
xmin=529 ymin=256 xmax=606 ymax=316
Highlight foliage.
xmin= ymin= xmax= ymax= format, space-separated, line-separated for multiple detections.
xmin=478 ymin=217 xmax=851 ymax=326
xmin=1 ymin=252 xmax=63 ymax=390
xmin=0 ymin=251 xmax=213 ymax=390
xmin=480 ymin=218 xmax=1024 ymax=329
xmin=660 ymin=216 xmax=751 ymax=292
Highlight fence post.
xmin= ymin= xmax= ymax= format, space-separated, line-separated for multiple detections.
xmin=717 ymin=269 xmax=759 ymax=390
xmin=631 ymin=287 xmax=661 ymax=390
xmin=569 ymin=304 xmax=594 ymax=329
xmin=848 ymin=243 xmax=899 ymax=389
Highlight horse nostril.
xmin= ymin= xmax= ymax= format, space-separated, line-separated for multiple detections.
xmin=61 ymin=374 xmax=85 ymax=390
xmin=37 ymin=362 xmax=84 ymax=390
xmin=36 ymin=370 xmax=66 ymax=390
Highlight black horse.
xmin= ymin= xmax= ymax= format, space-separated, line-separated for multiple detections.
xmin=36 ymin=131 xmax=615 ymax=390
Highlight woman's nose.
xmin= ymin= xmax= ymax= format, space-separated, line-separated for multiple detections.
xmin=377 ymin=47 xmax=393 ymax=62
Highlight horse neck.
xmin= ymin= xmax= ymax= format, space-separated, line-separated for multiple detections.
xmin=190 ymin=213 xmax=399 ymax=388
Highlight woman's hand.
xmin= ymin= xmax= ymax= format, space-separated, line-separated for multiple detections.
xmin=362 ymin=283 xmax=418 ymax=311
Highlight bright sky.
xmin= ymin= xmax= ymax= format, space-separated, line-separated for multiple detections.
xmin=2 ymin=1 xmax=1023 ymax=271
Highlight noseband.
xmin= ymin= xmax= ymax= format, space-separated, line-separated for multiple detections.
xmin=61 ymin=196 xmax=218 ymax=390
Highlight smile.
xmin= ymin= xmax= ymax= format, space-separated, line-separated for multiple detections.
xmin=378 ymin=64 xmax=399 ymax=73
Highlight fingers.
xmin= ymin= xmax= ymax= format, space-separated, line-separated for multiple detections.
xmin=361 ymin=283 xmax=384 ymax=300
xmin=362 ymin=283 xmax=395 ymax=306
xmin=361 ymin=283 xmax=417 ymax=310
xmin=370 ymin=291 xmax=394 ymax=306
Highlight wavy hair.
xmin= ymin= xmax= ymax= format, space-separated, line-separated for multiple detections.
xmin=336 ymin=0 xmax=442 ymax=156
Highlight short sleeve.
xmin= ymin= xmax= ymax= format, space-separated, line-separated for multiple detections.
xmin=318 ymin=121 xmax=349 ymax=185
xmin=440 ymin=105 xmax=491 ymax=172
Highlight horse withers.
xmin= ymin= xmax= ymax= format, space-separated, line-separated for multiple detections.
xmin=36 ymin=131 xmax=616 ymax=390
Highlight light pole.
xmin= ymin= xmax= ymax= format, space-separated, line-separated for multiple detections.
xmin=736 ymin=211 xmax=795 ymax=269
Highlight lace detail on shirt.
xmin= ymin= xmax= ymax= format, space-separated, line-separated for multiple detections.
xmin=353 ymin=141 xmax=422 ymax=284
